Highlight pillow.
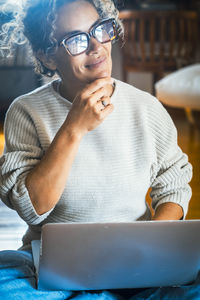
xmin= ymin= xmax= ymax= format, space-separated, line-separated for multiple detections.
xmin=155 ymin=64 xmax=200 ymax=109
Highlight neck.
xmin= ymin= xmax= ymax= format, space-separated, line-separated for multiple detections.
xmin=57 ymin=80 xmax=84 ymax=103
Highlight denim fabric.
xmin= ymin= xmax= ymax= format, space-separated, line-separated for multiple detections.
xmin=0 ymin=250 xmax=200 ymax=300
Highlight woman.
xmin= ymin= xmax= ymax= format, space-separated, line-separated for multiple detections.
xmin=0 ymin=0 xmax=196 ymax=299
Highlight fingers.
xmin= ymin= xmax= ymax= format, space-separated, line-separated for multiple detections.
xmin=73 ymin=77 xmax=114 ymax=109
xmin=96 ymin=96 xmax=110 ymax=111
xmin=100 ymin=103 xmax=114 ymax=118
xmin=88 ymin=88 xmax=110 ymax=105
xmin=74 ymin=85 xmax=112 ymax=110
xmin=82 ymin=77 xmax=113 ymax=97
xmin=94 ymin=102 xmax=114 ymax=121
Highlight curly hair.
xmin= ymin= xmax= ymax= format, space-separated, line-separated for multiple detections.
xmin=0 ymin=0 xmax=124 ymax=77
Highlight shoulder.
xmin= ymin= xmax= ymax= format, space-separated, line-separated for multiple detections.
xmin=114 ymin=79 xmax=177 ymax=140
xmin=4 ymin=80 xmax=58 ymax=132
xmin=5 ymin=80 xmax=60 ymax=125
xmin=114 ymin=79 xmax=171 ymax=119
xmin=114 ymin=79 xmax=162 ymax=108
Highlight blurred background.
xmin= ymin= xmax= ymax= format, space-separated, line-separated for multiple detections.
xmin=0 ymin=0 xmax=200 ymax=250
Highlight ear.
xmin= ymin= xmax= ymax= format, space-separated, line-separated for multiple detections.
xmin=36 ymin=50 xmax=57 ymax=71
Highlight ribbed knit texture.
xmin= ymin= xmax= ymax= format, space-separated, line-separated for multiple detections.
xmin=0 ymin=79 xmax=192 ymax=249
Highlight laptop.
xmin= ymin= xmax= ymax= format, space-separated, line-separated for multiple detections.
xmin=32 ymin=220 xmax=200 ymax=291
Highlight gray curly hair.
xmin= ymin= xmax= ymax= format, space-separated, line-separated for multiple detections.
xmin=0 ymin=0 xmax=123 ymax=77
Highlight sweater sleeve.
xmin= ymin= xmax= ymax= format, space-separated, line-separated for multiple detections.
xmin=149 ymin=99 xmax=192 ymax=218
xmin=0 ymin=100 xmax=54 ymax=225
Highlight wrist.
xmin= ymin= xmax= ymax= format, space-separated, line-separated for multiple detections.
xmin=62 ymin=122 xmax=85 ymax=142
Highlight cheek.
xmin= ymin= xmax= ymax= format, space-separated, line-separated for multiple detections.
xmin=71 ymin=56 xmax=87 ymax=76
xmin=104 ymin=44 xmax=112 ymax=67
xmin=104 ymin=42 xmax=112 ymax=57
xmin=106 ymin=42 xmax=112 ymax=53
xmin=55 ymin=50 xmax=72 ymax=71
xmin=56 ymin=51 xmax=84 ymax=77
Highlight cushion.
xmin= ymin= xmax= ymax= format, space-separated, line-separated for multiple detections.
xmin=155 ymin=64 xmax=200 ymax=110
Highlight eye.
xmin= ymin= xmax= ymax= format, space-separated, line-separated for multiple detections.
xmin=95 ymin=25 xmax=110 ymax=42
xmin=65 ymin=34 xmax=88 ymax=54
xmin=95 ymin=21 xmax=116 ymax=42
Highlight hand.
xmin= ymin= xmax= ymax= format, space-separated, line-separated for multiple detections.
xmin=63 ymin=77 xmax=114 ymax=138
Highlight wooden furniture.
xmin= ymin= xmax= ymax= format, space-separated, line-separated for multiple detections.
xmin=119 ymin=10 xmax=199 ymax=94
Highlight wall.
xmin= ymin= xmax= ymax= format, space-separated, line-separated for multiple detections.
xmin=111 ymin=43 xmax=153 ymax=94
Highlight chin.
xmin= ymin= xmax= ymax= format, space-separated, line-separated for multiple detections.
xmin=89 ymin=69 xmax=112 ymax=81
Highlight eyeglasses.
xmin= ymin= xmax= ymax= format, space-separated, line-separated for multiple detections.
xmin=59 ymin=18 xmax=117 ymax=56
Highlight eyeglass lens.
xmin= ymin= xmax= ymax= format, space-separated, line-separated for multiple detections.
xmin=64 ymin=20 xmax=116 ymax=55
xmin=95 ymin=22 xmax=115 ymax=43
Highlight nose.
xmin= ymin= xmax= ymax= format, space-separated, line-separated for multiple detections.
xmin=86 ymin=36 xmax=102 ymax=55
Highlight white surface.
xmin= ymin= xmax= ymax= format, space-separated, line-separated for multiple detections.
xmin=0 ymin=228 xmax=26 ymax=251
xmin=155 ymin=64 xmax=200 ymax=109
xmin=0 ymin=201 xmax=27 ymax=250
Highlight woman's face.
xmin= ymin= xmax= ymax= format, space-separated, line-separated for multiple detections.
xmin=52 ymin=0 xmax=112 ymax=86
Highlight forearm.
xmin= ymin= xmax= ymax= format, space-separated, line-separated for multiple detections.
xmin=25 ymin=123 xmax=82 ymax=215
xmin=152 ymin=202 xmax=183 ymax=220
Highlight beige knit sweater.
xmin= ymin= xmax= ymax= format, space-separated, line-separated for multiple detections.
xmin=0 ymin=79 xmax=192 ymax=249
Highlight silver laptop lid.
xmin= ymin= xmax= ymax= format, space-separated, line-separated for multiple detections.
xmin=38 ymin=220 xmax=200 ymax=291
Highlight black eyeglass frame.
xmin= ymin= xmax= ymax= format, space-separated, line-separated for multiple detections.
xmin=59 ymin=18 xmax=118 ymax=56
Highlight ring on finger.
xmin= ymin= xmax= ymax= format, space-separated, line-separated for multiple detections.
xmin=101 ymin=100 xmax=107 ymax=107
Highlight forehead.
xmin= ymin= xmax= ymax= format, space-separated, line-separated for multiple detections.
xmin=55 ymin=0 xmax=99 ymax=38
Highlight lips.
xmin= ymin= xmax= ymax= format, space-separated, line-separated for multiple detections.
xmin=85 ymin=56 xmax=106 ymax=69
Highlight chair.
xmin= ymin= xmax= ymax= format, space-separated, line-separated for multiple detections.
xmin=119 ymin=10 xmax=199 ymax=94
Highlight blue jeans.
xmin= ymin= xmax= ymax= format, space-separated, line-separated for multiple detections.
xmin=0 ymin=250 xmax=200 ymax=300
